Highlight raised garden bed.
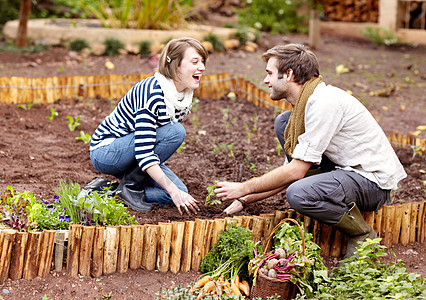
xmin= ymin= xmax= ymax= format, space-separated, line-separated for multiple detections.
xmin=0 ymin=74 xmax=424 ymax=285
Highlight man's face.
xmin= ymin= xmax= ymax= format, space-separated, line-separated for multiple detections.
xmin=264 ymin=57 xmax=289 ymax=102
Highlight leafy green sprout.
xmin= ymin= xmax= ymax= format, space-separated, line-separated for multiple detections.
xmin=46 ymin=107 xmax=58 ymax=121
xmin=75 ymin=131 xmax=92 ymax=144
xmin=66 ymin=115 xmax=81 ymax=131
xmin=275 ymin=137 xmax=282 ymax=156
xmin=226 ymin=143 xmax=234 ymax=157
xmin=410 ymin=145 xmax=422 ymax=158
xmin=16 ymin=98 xmax=40 ymax=110
xmin=252 ymin=115 xmax=259 ymax=132
xmin=205 ymin=181 xmax=224 ymax=205
xmin=177 ymin=142 xmax=186 ymax=154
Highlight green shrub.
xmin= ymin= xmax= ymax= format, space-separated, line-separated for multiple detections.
xmin=0 ymin=0 xmax=21 ymax=25
xmin=103 ymin=37 xmax=124 ymax=56
xmin=204 ymin=32 xmax=225 ymax=52
xmin=55 ymin=180 xmax=137 ymax=226
xmin=138 ymin=40 xmax=151 ymax=55
xmin=70 ymin=38 xmax=89 ymax=52
xmin=79 ymin=0 xmax=195 ymax=30
xmin=237 ymin=0 xmax=312 ymax=35
xmin=361 ymin=26 xmax=399 ymax=46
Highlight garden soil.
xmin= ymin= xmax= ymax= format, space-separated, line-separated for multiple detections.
xmin=0 ymin=30 xmax=425 ymax=299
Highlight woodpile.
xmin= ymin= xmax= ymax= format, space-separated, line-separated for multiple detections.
xmin=321 ymin=0 xmax=379 ymax=22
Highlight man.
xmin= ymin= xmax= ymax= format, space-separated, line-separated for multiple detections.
xmin=214 ymin=44 xmax=406 ymax=260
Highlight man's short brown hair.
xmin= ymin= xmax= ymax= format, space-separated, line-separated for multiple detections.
xmin=158 ymin=37 xmax=208 ymax=80
xmin=262 ymin=44 xmax=320 ymax=84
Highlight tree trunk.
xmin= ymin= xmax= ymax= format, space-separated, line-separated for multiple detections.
xmin=16 ymin=0 xmax=31 ymax=48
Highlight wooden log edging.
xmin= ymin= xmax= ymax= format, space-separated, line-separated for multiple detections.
xmin=0 ymin=200 xmax=424 ymax=281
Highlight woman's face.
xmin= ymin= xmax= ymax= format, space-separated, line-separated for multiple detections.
xmin=174 ymin=47 xmax=205 ymax=92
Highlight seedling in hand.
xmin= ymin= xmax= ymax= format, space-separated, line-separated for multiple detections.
xmin=205 ymin=181 xmax=224 ymax=205
xmin=66 ymin=115 xmax=81 ymax=131
xmin=46 ymin=107 xmax=58 ymax=120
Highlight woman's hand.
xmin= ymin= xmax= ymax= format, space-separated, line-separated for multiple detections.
xmin=170 ymin=189 xmax=200 ymax=215
xmin=223 ymin=199 xmax=244 ymax=215
xmin=214 ymin=181 xmax=245 ymax=201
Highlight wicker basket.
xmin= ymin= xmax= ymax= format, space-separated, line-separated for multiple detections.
xmin=250 ymin=218 xmax=305 ymax=300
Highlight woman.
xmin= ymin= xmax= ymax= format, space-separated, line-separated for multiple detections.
xmin=89 ymin=37 xmax=208 ymax=215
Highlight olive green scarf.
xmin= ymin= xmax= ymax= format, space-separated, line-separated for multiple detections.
xmin=284 ymin=76 xmax=323 ymax=157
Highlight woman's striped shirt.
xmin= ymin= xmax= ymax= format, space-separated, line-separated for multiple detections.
xmin=90 ymin=76 xmax=188 ymax=171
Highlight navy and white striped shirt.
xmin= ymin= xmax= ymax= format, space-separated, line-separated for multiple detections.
xmin=90 ymin=76 xmax=188 ymax=171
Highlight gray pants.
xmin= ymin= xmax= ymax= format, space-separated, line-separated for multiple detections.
xmin=275 ymin=112 xmax=390 ymax=225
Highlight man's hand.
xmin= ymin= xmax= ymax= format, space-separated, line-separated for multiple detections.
xmin=214 ymin=181 xmax=246 ymax=201
xmin=223 ymin=199 xmax=244 ymax=215
xmin=170 ymin=189 xmax=200 ymax=215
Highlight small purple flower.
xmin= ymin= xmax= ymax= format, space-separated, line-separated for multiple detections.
xmin=63 ymin=207 xmax=66 ymax=211
xmin=48 ymin=207 xmax=54 ymax=213
xmin=59 ymin=216 xmax=65 ymax=221
xmin=65 ymin=216 xmax=71 ymax=222
xmin=54 ymin=195 xmax=60 ymax=204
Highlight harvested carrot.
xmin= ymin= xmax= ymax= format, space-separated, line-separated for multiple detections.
xmin=233 ymin=275 xmax=239 ymax=286
xmin=194 ymin=275 xmax=212 ymax=289
xmin=203 ymin=280 xmax=216 ymax=293
xmin=230 ymin=283 xmax=241 ymax=296
xmin=239 ymin=281 xmax=250 ymax=296
xmin=242 ymin=280 xmax=250 ymax=294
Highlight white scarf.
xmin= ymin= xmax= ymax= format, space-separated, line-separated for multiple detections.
xmin=154 ymin=72 xmax=193 ymax=122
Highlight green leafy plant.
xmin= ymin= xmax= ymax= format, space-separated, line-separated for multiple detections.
xmin=205 ymin=181 xmax=223 ymax=205
xmin=55 ymin=180 xmax=136 ymax=226
xmin=315 ymin=238 xmax=425 ymax=299
xmin=226 ymin=143 xmax=234 ymax=157
xmin=361 ymin=26 xmax=399 ymax=46
xmin=275 ymin=137 xmax=282 ymax=156
xmin=204 ymin=32 xmax=225 ymax=52
xmin=252 ymin=115 xmax=259 ymax=132
xmin=70 ymin=38 xmax=89 ymax=52
xmin=410 ymin=145 xmax=422 ymax=158
xmin=103 ymin=38 xmax=125 ymax=56
xmin=46 ymin=107 xmax=58 ymax=120
xmin=66 ymin=115 xmax=81 ymax=131
xmin=75 ymin=130 xmax=92 ymax=144
xmin=0 ymin=186 xmax=34 ymax=231
xmin=177 ymin=141 xmax=186 ymax=154
xmin=79 ymin=0 xmax=194 ymax=30
xmin=237 ymin=0 xmax=313 ymax=34
xmin=28 ymin=196 xmax=71 ymax=230
xmin=16 ymin=99 xmax=40 ymax=110
xmin=138 ymin=40 xmax=151 ymax=55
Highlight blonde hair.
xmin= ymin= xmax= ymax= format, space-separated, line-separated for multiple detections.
xmin=158 ymin=37 xmax=208 ymax=80
xmin=262 ymin=44 xmax=320 ymax=84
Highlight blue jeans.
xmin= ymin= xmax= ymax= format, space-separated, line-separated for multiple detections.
xmin=90 ymin=122 xmax=187 ymax=205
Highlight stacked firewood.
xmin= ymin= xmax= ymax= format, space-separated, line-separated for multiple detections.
xmin=321 ymin=0 xmax=379 ymax=22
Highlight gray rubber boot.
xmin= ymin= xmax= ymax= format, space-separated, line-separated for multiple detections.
xmin=334 ymin=202 xmax=377 ymax=261
xmin=116 ymin=165 xmax=152 ymax=211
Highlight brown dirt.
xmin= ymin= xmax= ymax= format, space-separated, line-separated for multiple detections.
xmin=0 ymin=29 xmax=425 ymax=299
